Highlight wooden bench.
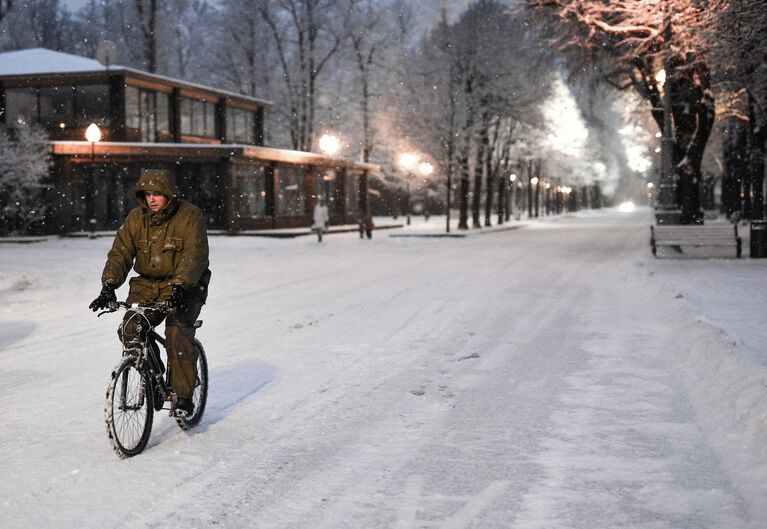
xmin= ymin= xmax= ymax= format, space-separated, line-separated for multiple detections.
xmin=650 ymin=224 xmax=742 ymax=258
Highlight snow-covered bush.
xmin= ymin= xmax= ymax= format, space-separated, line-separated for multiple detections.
xmin=0 ymin=122 xmax=52 ymax=236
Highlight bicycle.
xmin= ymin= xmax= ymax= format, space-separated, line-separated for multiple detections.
xmin=97 ymin=301 xmax=209 ymax=458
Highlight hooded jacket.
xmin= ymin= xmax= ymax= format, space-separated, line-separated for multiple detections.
xmin=101 ymin=171 xmax=210 ymax=303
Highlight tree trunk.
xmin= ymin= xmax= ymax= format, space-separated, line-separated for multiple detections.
xmin=458 ymin=137 xmax=471 ymax=230
xmin=723 ymin=120 xmax=748 ymax=218
xmin=668 ymin=61 xmax=714 ymax=224
xmin=748 ymin=91 xmax=766 ymax=219
xmin=458 ymin=77 xmax=474 ymax=231
xmin=472 ymin=111 xmax=488 ymax=228
xmin=135 ymin=0 xmax=158 ymax=73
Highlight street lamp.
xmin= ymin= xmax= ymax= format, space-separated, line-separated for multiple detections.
xmin=399 ymin=152 xmax=419 ymax=225
xmin=545 ymin=182 xmax=551 ymax=215
xmin=510 ymin=173 xmax=517 ymax=220
xmin=85 ymin=122 xmax=101 ymax=161
xmin=319 ymin=133 xmax=340 ymax=156
xmin=85 ymin=123 xmax=101 ymax=238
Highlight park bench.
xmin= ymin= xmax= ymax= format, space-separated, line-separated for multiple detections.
xmin=650 ymin=224 xmax=742 ymax=258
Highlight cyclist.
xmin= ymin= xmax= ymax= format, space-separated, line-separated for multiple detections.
xmin=89 ymin=171 xmax=211 ymax=418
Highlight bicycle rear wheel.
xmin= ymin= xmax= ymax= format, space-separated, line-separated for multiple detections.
xmin=105 ymin=356 xmax=154 ymax=458
xmin=176 ymin=339 xmax=208 ymax=430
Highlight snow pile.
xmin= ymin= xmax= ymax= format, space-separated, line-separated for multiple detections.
xmin=635 ymin=261 xmax=767 ymax=522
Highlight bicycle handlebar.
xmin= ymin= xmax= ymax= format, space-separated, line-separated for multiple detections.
xmin=97 ymin=300 xmax=173 ymax=317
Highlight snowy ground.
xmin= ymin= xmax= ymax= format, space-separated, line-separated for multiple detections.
xmin=1 ymin=208 xmax=766 ymax=529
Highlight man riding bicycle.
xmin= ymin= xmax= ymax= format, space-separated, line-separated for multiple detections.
xmin=89 ymin=171 xmax=211 ymax=418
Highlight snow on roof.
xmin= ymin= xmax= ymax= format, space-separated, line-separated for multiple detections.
xmin=0 ymin=48 xmax=273 ymax=107
xmin=0 ymin=48 xmax=118 ymax=76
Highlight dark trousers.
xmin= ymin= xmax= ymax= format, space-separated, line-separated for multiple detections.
xmin=119 ymin=298 xmax=202 ymax=399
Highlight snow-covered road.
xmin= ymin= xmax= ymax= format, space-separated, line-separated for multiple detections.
xmin=1 ymin=210 xmax=764 ymax=528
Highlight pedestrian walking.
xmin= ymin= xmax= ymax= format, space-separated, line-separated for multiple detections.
xmin=359 ymin=213 xmax=374 ymax=239
xmin=312 ymin=199 xmax=329 ymax=242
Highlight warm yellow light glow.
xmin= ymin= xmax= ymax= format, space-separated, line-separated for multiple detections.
xmin=418 ymin=162 xmax=433 ymax=176
xmin=545 ymin=182 xmax=551 ymax=189
xmin=531 ymin=177 xmax=539 ymax=185
xmin=655 ymin=69 xmax=666 ymax=88
xmin=319 ymin=133 xmax=340 ymax=155
xmin=655 ymin=132 xmax=662 ymax=138
xmin=85 ymin=123 xmax=102 ymax=143
xmin=399 ymin=152 xmax=419 ymax=171
xmin=647 ymin=182 xmax=654 ymax=189
xmin=618 ymin=201 xmax=635 ymax=213
xmin=510 ymin=173 xmax=517 ymax=182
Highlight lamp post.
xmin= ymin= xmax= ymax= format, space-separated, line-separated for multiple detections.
xmin=318 ymin=133 xmax=340 ymax=205
xmin=545 ymin=182 xmax=551 ymax=215
xmin=399 ymin=152 xmax=419 ymax=225
xmin=85 ymin=122 xmax=101 ymax=162
xmin=510 ymin=173 xmax=517 ymax=220
xmin=655 ymin=4 xmax=681 ymax=225
xmin=530 ymin=176 xmax=539 ymax=218
xmin=85 ymin=123 xmax=101 ymax=238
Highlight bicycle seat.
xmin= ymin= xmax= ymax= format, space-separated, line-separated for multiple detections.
xmin=193 ymin=320 xmax=203 ymax=329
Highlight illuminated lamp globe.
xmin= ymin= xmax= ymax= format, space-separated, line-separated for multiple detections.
xmin=85 ymin=123 xmax=102 ymax=143
xmin=319 ymin=133 xmax=340 ymax=156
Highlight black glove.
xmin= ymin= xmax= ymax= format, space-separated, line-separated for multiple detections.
xmin=89 ymin=283 xmax=116 ymax=312
xmin=169 ymin=284 xmax=187 ymax=311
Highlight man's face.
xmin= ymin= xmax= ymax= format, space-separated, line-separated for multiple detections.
xmin=145 ymin=191 xmax=167 ymax=212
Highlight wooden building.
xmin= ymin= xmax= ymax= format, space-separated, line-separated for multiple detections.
xmin=0 ymin=48 xmax=375 ymax=233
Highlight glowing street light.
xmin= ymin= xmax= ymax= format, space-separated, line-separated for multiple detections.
xmin=85 ymin=122 xmax=102 ymax=143
xmin=399 ymin=152 xmax=419 ymax=171
xmin=655 ymin=68 xmax=666 ymax=89
xmin=85 ymin=122 xmax=101 ymax=162
xmin=399 ymin=152 xmax=425 ymax=226
xmin=319 ymin=133 xmax=340 ymax=156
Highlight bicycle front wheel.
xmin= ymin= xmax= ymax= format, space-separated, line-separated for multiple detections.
xmin=105 ymin=356 xmax=154 ymax=458
xmin=176 ymin=339 xmax=208 ymax=430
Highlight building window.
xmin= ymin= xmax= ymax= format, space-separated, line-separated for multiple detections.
xmin=140 ymin=90 xmax=156 ymax=142
xmin=156 ymin=92 xmax=170 ymax=138
xmin=4 ymin=87 xmax=38 ymax=125
xmin=346 ymin=171 xmax=360 ymax=216
xmin=225 ymin=107 xmax=255 ymax=144
xmin=125 ymin=85 xmax=140 ymax=129
xmin=39 ymin=86 xmax=75 ymax=128
xmin=278 ymin=166 xmax=305 ymax=216
xmin=314 ymin=170 xmax=336 ymax=205
xmin=232 ymin=164 xmax=266 ymax=216
xmin=75 ymin=85 xmax=109 ymax=126
xmin=180 ymin=97 xmax=191 ymax=135
xmin=180 ymin=97 xmax=216 ymax=138
xmin=125 ymin=85 xmax=171 ymax=142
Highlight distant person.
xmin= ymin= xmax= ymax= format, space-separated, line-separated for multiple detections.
xmin=359 ymin=213 xmax=374 ymax=239
xmin=312 ymin=198 xmax=329 ymax=242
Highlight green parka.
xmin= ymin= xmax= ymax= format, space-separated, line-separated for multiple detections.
xmin=101 ymin=171 xmax=210 ymax=304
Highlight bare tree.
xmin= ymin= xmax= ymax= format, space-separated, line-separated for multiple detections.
xmin=255 ymin=0 xmax=344 ymax=151
xmin=0 ymin=123 xmax=52 ymax=236
xmin=0 ymin=0 xmax=77 ymax=51
xmin=133 ymin=0 xmax=159 ymax=73
xmin=706 ymin=1 xmax=767 ymax=219
xmin=528 ymin=0 xmax=715 ymax=224
xmin=0 ymin=1 xmax=11 ymax=21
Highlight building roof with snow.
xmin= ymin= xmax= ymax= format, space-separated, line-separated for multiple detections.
xmin=0 ymin=48 xmax=272 ymax=106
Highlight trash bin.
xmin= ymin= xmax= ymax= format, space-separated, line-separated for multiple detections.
xmin=750 ymin=221 xmax=767 ymax=258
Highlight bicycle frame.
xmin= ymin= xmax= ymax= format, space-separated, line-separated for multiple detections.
xmin=100 ymin=301 xmax=175 ymax=410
